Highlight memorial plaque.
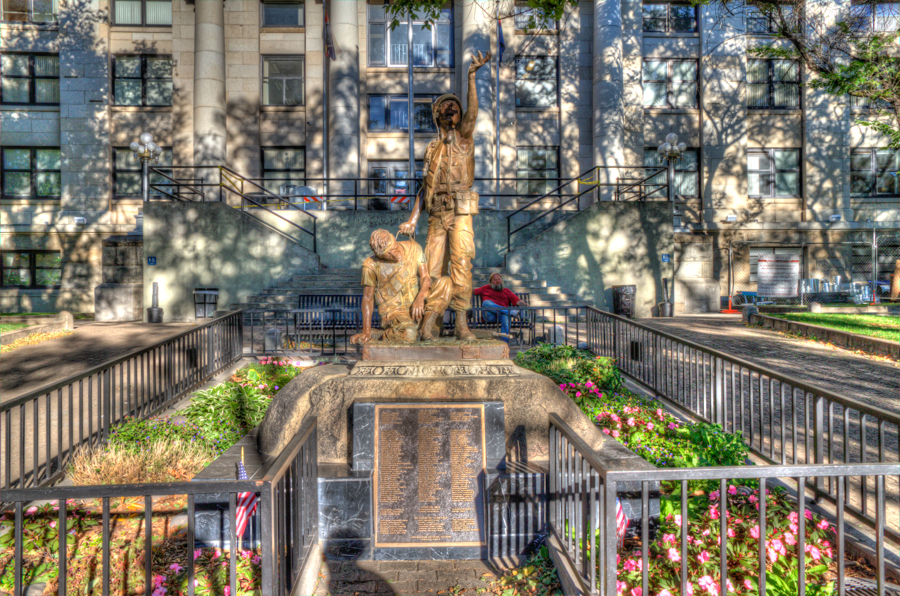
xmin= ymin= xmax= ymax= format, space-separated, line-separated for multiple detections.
xmin=374 ymin=404 xmax=486 ymax=548
xmin=758 ymin=255 xmax=800 ymax=297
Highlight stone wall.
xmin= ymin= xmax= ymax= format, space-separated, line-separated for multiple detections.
xmin=505 ymin=202 xmax=674 ymax=317
xmin=143 ymin=201 xmax=319 ymax=322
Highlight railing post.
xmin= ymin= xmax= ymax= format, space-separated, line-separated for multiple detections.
xmin=102 ymin=368 xmax=111 ymax=444
xmin=603 ymin=480 xmax=618 ymax=596
xmin=814 ymin=394 xmax=825 ymax=489
xmin=714 ymin=357 xmax=724 ymax=427
xmin=259 ymin=481 xmax=276 ymax=594
xmin=207 ymin=323 xmax=216 ymax=377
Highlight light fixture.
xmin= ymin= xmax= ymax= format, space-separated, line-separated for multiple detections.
xmin=830 ymin=214 xmax=842 ymax=222
xmin=131 ymin=132 xmax=164 ymax=203
xmin=724 ymin=214 xmax=737 ymax=223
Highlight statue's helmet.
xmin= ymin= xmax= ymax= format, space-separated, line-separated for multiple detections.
xmin=432 ymin=93 xmax=463 ymax=128
xmin=370 ymin=229 xmax=397 ymax=258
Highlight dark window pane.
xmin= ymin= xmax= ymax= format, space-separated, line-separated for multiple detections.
xmin=146 ymin=80 xmax=172 ymax=105
xmin=263 ymin=2 xmax=304 ymax=27
xmin=1 ymin=77 xmax=30 ymax=103
xmin=670 ymin=4 xmax=696 ymax=31
xmin=117 ymin=172 xmax=141 ymax=196
xmin=414 ymin=100 xmax=434 ymax=132
xmin=2 ymin=252 xmax=28 ymax=267
xmin=642 ymin=4 xmax=667 ymax=31
xmin=389 ymin=97 xmax=408 ymax=130
xmin=1 ymin=0 xmax=29 ymax=21
xmin=36 ymin=252 xmax=61 ymax=268
xmin=775 ymin=172 xmax=798 ymax=196
xmin=3 ymin=269 xmax=31 ymax=286
xmin=1 ymin=54 xmax=29 ymax=76
xmin=35 ymin=268 xmax=61 ymax=286
xmin=412 ymin=24 xmax=433 ymax=66
xmin=369 ymin=24 xmax=386 ymax=65
xmin=515 ymin=80 xmax=557 ymax=107
xmin=115 ymin=56 xmax=141 ymax=78
xmin=285 ymin=78 xmax=304 ymax=105
xmin=36 ymin=149 xmax=60 ymax=169
xmin=263 ymin=79 xmax=285 ymax=105
xmin=369 ymin=95 xmax=387 ymax=130
xmin=35 ymin=79 xmax=59 ymax=103
xmin=435 ymin=23 xmax=452 ymax=66
xmin=851 ymin=172 xmax=874 ymax=196
xmin=36 ymin=172 xmax=61 ymax=196
xmin=390 ymin=24 xmax=408 ymax=65
xmin=3 ymin=148 xmax=30 ymax=169
xmin=146 ymin=57 xmax=171 ymax=78
xmin=115 ymin=79 xmax=142 ymax=105
xmin=34 ymin=55 xmax=58 ymax=77
xmin=3 ymin=172 xmax=30 ymax=195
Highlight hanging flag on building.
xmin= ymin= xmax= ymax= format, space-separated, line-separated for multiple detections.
xmin=235 ymin=459 xmax=258 ymax=538
xmin=497 ymin=18 xmax=505 ymax=63
xmin=324 ymin=9 xmax=341 ymax=61
xmin=615 ymin=498 xmax=629 ymax=548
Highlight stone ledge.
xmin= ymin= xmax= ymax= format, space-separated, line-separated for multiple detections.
xmin=749 ymin=312 xmax=899 ymax=359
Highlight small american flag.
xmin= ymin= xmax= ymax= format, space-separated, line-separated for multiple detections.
xmin=235 ymin=460 xmax=258 ymax=538
xmin=615 ymin=498 xmax=629 ymax=548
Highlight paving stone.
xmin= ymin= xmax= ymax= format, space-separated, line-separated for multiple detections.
xmin=377 ymin=561 xmax=416 ymax=571
xmin=381 ymin=580 xmax=419 ymax=593
xmin=436 ymin=568 xmax=478 ymax=583
xmin=396 ymin=568 xmax=438 ymax=581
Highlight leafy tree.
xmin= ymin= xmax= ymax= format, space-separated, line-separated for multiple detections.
xmin=383 ymin=0 xmax=578 ymax=31
xmin=702 ymin=0 xmax=900 ymax=148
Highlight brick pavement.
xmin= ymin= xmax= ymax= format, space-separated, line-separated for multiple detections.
xmin=313 ymin=560 xmax=500 ymax=596
xmin=1 ymin=321 xmax=195 ymax=402
xmin=637 ymin=314 xmax=899 ymax=416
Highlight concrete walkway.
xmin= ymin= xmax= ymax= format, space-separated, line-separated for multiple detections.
xmin=1 ymin=321 xmax=195 ymax=402
xmin=637 ymin=314 xmax=899 ymax=416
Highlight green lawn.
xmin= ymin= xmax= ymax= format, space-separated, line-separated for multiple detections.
xmin=0 ymin=312 xmax=55 ymax=317
xmin=0 ymin=322 xmax=30 ymax=333
xmin=770 ymin=312 xmax=900 ymax=342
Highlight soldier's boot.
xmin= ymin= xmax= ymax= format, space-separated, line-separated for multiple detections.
xmin=454 ymin=310 xmax=476 ymax=341
xmin=419 ymin=311 xmax=440 ymax=341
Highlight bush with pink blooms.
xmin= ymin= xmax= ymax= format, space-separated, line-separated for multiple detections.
xmin=615 ymin=485 xmax=837 ymax=596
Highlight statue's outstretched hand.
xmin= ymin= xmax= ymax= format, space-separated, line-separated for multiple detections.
xmin=470 ymin=51 xmax=491 ymax=71
xmin=350 ymin=330 xmax=372 ymax=344
xmin=399 ymin=221 xmax=416 ymax=237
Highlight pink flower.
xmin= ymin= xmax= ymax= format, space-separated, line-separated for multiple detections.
xmin=25 ymin=506 xmax=38 ymax=516
xmin=646 ymin=422 xmax=654 ymax=431
xmin=658 ymin=591 xmax=673 ymax=596
xmin=772 ymin=538 xmax=786 ymax=555
xmin=685 ymin=583 xmax=694 ymax=596
xmin=809 ymin=546 xmax=822 ymax=560
xmin=656 ymin=408 xmax=664 ymax=417
xmin=750 ymin=525 xmax=760 ymax=539
xmin=662 ymin=533 xmax=675 ymax=544
xmin=153 ymin=575 xmax=166 ymax=588
xmin=701 ymin=529 xmax=710 ymax=537
xmin=822 ymin=540 xmax=831 ymax=547
xmin=749 ymin=495 xmax=758 ymax=503
xmin=603 ymin=428 xmax=611 ymax=435
xmin=224 ymin=587 xmax=231 ymax=596
xmin=610 ymin=414 xmax=620 ymax=422
xmin=48 ymin=521 xmax=57 ymax=529
xmin=744 ymin=579 xmax=753 ymax=590
xmin=626 ymin=417 xmax=636 ymax=427
xmin=709 ymin=507 xmax=719 ymax=520
xmin=194 ymin=548 xmax=202 ymax=560
xmin=697 ymin=550 xmax=710 ymax=564
xmin=213 ymin=548 xmax=222 ymax=559
xmin=623 ymin=558 xmax=642 ymax=572
xmin=668 ymin=423 xmax=677 ymax=430
xmin=576 ymin=392 xmax=582 ymax=398
xmin=727 ymin=528 xmax=735 ymax=538
xmin=698 ymin=576 xmax=714 ymax=590
xmin=585 ymin=381 xmax=593 ymax=387
xmin=667 ymin=548 xmax=681 ymax=562
xmin=559 ymin=384 xmax=566 ymax=390
xmin=804 ymin=509 xmax=813 ymax=520
xmin=169 ymin=563 xmax=183 ymax=573
xmin=727 ymin=485 xmax=737 ymax=495
xmin=252 ymin=554 xmax=261 ymax=565
xmin=630 ymin=589 xmax=642 ymax=596
xmin=817 ymin=519 xmax=829 ymax=530
xmin=612 ymin=430 xmax=620 ymax=438
xmin=616 ymin=580 xmax=628 ymax=595
xmin=673 ymin=514 xmax=682 ymax=527
xmin=785 ymin=532 xmax=797 ymax=546
xmin=789 ymin=523 xmax=799 ymax=534
xmin=709 ymin=490 xmax=720 ymax=501
xmin=789 ymin=511 xmax=799 ymax=523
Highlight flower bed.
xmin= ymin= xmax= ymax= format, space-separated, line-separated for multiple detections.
xmin=1 ymin=358 xmax=314 ymax=595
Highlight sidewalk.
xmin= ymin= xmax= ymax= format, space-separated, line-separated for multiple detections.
xmin=1 ymin=321 xmax=195 ymax=402
xmin=637 ymin=314 xmax=899 ymax=416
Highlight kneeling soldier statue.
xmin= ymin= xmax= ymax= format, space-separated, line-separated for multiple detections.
xmin=351 ymin=229 xmax=452 ymax=344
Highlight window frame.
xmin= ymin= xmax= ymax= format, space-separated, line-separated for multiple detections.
xmin=261 ymin=147 xmax=307 ymax=196
xmin=366 ymin=3 xmax=454 ymax=68
xmin=1 ymin=250 xmax=62 ymax=289
xmin=260 ymin=0 xmax=305 ymax=28
xmin=643 ymin=146 xmax=699 ymax=199
xmin=261 ymin=55 xmax=305 ymax=107
xmin=746 ymin=59 xmax=801 ymax=109
xmin=367 ymin=94 xmax=438 ymax=133
xmin=112 ymin=146 xmax=174 ymax=200
xmin=747 ymin=148 xmax=801 ymax=199
xmin=0 ymin=52 xmax=59 ymax=105
xmin=110 ymin=0 xmax=172 ymax=26
xmin=516 ymin=146 xmax=560 ymax=197
xmin=112 ymin=54 xmax=173 ymax=107
xmin=850 ymin=148 xmax=899 ymax=197
xmin=367 ymin=161 xmax=424 ymax=209
xmin=515 ymin=56 xmax=559 ymax=108
xmin=745 ymin=3 xmax=796 ymax=34
xmin=641 ymin=59 xmax=698 ymax=108
xmin=0 ymin=0 xmax=58 ymax=24
xmin=642 ymin=3 xmax=698 ymax=33
xmin=514 ymin=0 xmax=558 ymax=30
xmin=1 ymin=147 xmax=61 ymax=200
xmin=850 ymin=1 xmax=900 ymax=31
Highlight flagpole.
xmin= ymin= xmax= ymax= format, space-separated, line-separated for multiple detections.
xmin=323 ymin=7 xmax=329 ymax=210
xmin=407 ymin=9 xmax=415 ymax=212
xmin=494 ymin=20 xmax=501 ymax=210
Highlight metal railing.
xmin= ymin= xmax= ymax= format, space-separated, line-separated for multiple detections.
xmin=0 ymin=311 xmax=244 ymax=495
xmin=582 ymin=306 xmax=900 ymax=542
xmin=548 ymin=413 xmax=898 ymax=596
xmin=1 ymin=415 xmax=318 ymax=596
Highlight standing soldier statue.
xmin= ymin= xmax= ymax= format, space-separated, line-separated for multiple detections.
xmin=399 ymin=51 xmax=492 ymax=341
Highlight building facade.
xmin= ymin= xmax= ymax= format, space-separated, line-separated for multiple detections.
xmin=1 ymin=0 xmax=897 ymax=313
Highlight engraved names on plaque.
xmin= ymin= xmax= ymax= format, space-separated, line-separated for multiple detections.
xmin=374 ymin=404 xmax=486 ymax=548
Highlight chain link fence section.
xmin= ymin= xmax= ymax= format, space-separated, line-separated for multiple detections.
xmin=731 ymin=242 xmax=880 ymax=305
xmin=876 ymin=234 xmax=900 ymax=299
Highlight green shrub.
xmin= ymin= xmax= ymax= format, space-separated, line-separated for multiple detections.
xmin=514 ymin=344 xmax=623 ymax=390
xmin=108 ymin=416 xmax=240 ymax=457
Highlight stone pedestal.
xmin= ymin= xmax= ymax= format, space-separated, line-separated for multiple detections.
xmin=93 ymin=236 xmax=143 ymax=321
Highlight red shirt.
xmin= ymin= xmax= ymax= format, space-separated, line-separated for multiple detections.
xmin=473 ymin=285 xmax=520 ymax=307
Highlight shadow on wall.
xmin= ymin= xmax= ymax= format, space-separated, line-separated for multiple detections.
xmin=505 ymin=202 xmax=674 ymax=317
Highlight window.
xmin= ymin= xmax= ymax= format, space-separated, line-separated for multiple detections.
xmin=514 ymin=0 xmax=557 ymax=30
xmin=851 ymin=149 xmax=899 ymax=197
xmin=642 ymin=3 xmax=697 ymax=32
xmin=851 ymin=1 xmax=899 ymax=31
xmin=262 ymin=56 xmax=304 ymax=106
xmin=851 ymin=94 xmax=892 ymax=110
xmin=1 ymin=0 xmax=57 ymax=23
xmin=112 ymin=0 xmax=171 ymax=25
xmin=113 ymin=147 xmax=173 ymax=199
xmin=0 ymin=54 xmax=58 ymax=104
xmin=748 ymin=149 xmax=800 ymax=197
xmin=515 ymin=57 xmax=557 ymax=108
xmin=2 ymin=148 xmax=61 ymax=199
xmin=642 ymin=60 xmax=697 ymax=107
xmin=1 ymin=251 xmax=61 ymax=288
xmin=367 ymin=3 xmax=453 ymax=67
xmin=262 ymin=0 xmax=304 ymax=27
xmin=747 ymin=60 xmax=800 ymax=108
xmin=746 ymin=4 xmax=795 ymax=34
xmin=368 ymin=95 xmax=438 ymax=132
xmin=643 ymin=147 xmax=699 ymax=198
xmin=113 ymin=55 xmax=172 ymax=106
xmin=516 ymin=147 xmax=559 ymax=196
xmin=262 ymin=148 xmax=306 ymax=195
xmin=369 ymin=162 xmax=423 ymax=209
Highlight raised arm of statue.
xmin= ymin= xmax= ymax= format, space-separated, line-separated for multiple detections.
xmin=460 ymin=50 xmax=491 ymax=138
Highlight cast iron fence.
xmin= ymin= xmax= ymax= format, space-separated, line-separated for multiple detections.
xmin=583 ymin=306 xmax=900 ymax=543
xmin=548 ymin=413 xmax=898 ymax=596
xmin=0 ymin=415 xmax=318 ymax=596
xmin=0 ymin=311 xmax=243 ymax=496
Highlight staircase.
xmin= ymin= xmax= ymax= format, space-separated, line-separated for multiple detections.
xmin=228 ymin=267 xmax=586 ymax=311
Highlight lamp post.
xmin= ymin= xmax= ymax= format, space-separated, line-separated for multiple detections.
xmin=130 ymin=132 xmax=163 ymax=203
xmin=657 ymin=132 xmax=687 ymax=203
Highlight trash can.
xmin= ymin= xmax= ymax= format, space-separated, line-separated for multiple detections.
xmin=612 ymin=285 xmax=636 ymax=318
xmin=193 ymin=288 xmax=219 ymax=319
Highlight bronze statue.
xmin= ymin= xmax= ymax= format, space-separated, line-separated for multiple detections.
xmin=351 ymin=229 xmax=452 ymax=344
xmin=399 ymin=51 xmax=492 ymax=341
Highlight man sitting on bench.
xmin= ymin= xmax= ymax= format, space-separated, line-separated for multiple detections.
xmin=473 ymin=273 xmax=528 ymax=343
